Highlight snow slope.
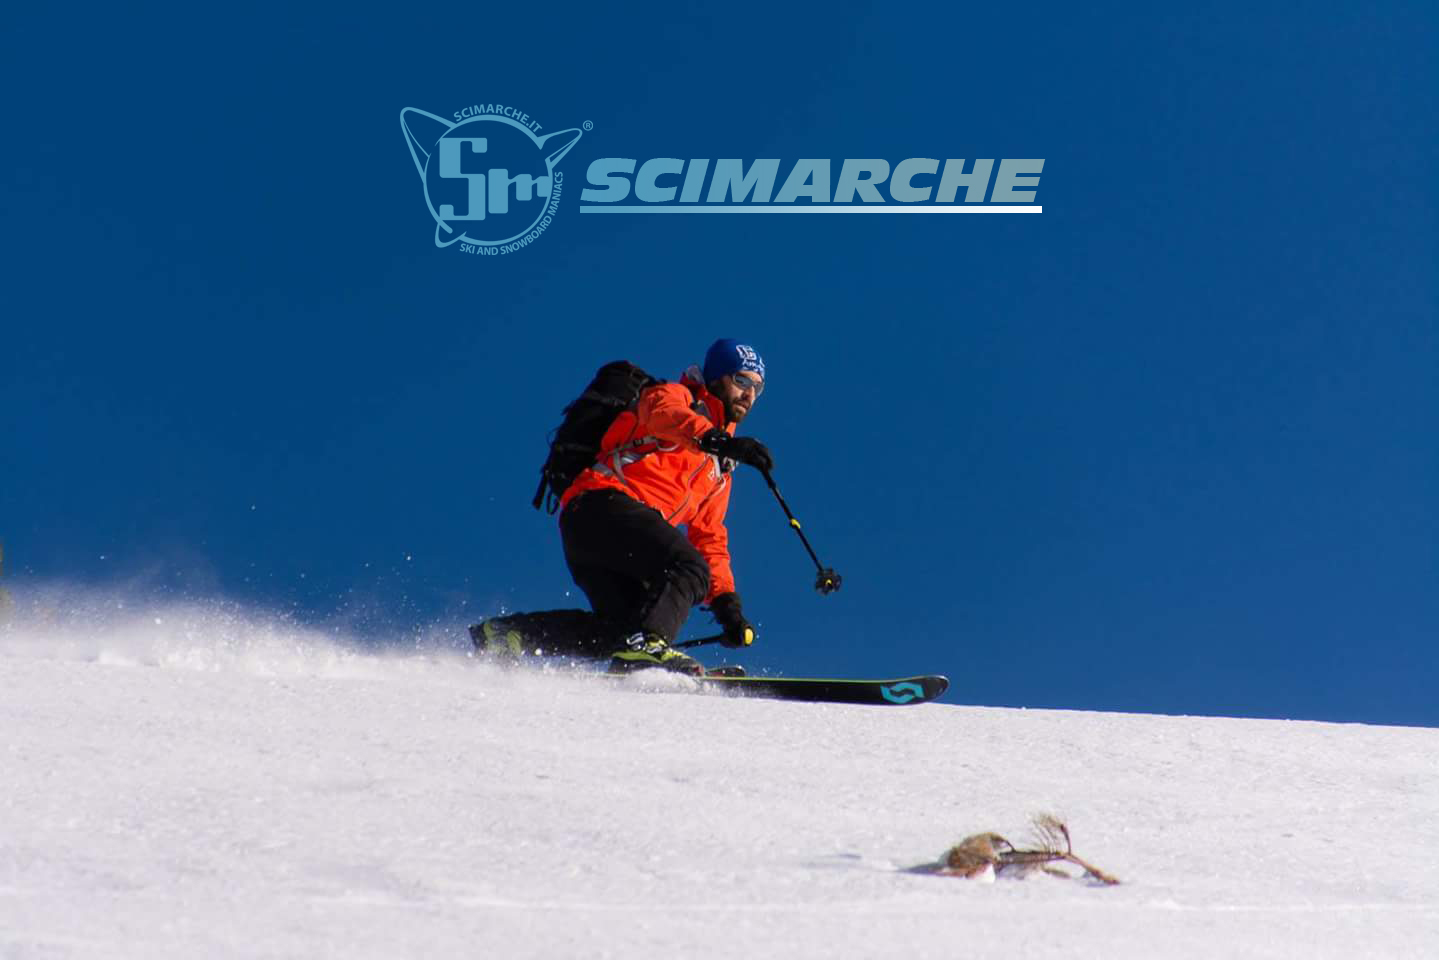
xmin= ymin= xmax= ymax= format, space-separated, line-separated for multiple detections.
xmin=2 ymin=600 xmax=1437 ymax=959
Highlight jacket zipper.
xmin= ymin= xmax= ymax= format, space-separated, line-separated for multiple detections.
xmin=693 ymin=470 xmax=728 ymax=514
xmin=666 ymin=458 xmax=714 ymax=523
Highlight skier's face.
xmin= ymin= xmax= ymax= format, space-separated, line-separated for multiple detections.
xmin=711 ymin=372 xmax=763 ymax=424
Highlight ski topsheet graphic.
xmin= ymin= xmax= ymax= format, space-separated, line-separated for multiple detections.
xmin=610 ymin=672 xmax=949 ymax=706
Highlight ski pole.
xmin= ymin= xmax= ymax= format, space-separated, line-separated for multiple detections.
xmin=676 ymin=633 xmax=726 ymax=650
xmin=681 ymin=471 xmax=842 ymax=650
xmin=761 ymin=469 xmax=842 ymax=595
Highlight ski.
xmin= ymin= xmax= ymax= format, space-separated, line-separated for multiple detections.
xmin=609 ymin=671 xmax=948 ymax=705
xmin=692 ymin=673 xmax=948 ymax=705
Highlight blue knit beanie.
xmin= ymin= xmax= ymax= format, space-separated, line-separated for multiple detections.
xmin=702 ymin=339 xmax=766 ymax=384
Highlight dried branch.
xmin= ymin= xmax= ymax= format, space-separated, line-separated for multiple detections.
xmin=925 ymin=814 xmax=1120 ymax=885
xmin=1029 ymin=813 xmax=1072 ymax=855
xmin=1057 ymin=850 xmax=1121 ymax=886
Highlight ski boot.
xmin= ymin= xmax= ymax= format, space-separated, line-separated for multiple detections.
xmin=607 ymin=631 xmax=705 ymax=676
xmin=470 ymin=617 xmax=529 ymax=661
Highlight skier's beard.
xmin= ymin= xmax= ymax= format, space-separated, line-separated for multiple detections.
xmin=708 ymin=380 xmax=751 ymax=426
xmin=724 ymin=395 xmax=750 ymax=425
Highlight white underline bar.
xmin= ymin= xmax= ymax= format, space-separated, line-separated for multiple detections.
xmin=578 ymin=205 xmax=1041 ymax=214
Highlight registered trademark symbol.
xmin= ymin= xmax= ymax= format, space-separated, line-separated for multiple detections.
xmin=582 ymin=120 xmax=594 ymax=131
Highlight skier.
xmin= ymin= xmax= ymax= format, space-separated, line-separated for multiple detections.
xmin=472 ymin=339 xmax=774 ymax=675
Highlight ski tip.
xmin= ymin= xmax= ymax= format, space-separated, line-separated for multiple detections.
xmin=879 ymin=675 xmax=948 ymax=704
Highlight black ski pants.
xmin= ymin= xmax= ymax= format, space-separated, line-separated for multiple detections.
xmin=561 ymin=489 xmax=710 ymax=644
xmin=497 ymin=490 xmax=711 ymax=657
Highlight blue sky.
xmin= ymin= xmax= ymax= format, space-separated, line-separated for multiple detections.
xmin=2 ymin=2 xmax=1434 ymax=724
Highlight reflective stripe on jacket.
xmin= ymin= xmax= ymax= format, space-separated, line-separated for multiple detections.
xmin=559 ymin=370 xmax=736 ymax=602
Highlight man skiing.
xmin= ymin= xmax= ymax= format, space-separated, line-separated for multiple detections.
xmin=471 ymin=339 xmax=774 ymax=675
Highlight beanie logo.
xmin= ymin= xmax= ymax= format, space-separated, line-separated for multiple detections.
xmin=735 ymin=345 xmax=764 ymax=378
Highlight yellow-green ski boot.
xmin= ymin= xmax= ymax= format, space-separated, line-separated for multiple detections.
xmin=607 ymin=631 xmax=705 ymax=676
xmin=470 ymin=617 xmax=528 ymax=661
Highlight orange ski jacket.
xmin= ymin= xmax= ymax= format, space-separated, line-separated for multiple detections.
xmin=559 ymin=369 xmax=737 ymax=602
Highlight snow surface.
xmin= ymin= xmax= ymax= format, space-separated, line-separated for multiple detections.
xmin=2 ymin=597 xmax=1437 ymax=959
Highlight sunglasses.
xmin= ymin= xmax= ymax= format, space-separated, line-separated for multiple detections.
xmin=730 ymin=371 xmax=765 ymax=397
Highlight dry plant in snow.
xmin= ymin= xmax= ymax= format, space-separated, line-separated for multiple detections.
xmin=913 ymin=813 xmax=1120 ymax=885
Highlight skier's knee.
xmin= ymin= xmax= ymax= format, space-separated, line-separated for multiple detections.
xmin=671 ymin=554 xmax=710 ymax=605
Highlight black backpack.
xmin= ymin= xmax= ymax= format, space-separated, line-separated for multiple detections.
xmin=532 ymin=361 xmax=662 ymax=513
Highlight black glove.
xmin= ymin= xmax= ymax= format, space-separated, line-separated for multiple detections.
xmin=709 ymin=592 xmax=755 ymax=648
xmin=698 ymin=428 xmax=774 ymax=473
